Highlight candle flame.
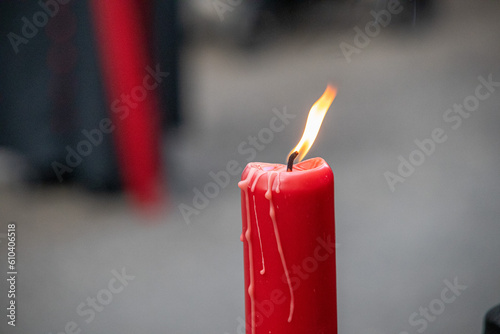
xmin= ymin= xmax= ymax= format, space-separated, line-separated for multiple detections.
xmin=289 ymin=84 xmax=337 ymax=162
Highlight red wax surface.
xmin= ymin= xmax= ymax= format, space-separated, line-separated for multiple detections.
xmin=239 ymin=157 xmax=337 ymax=334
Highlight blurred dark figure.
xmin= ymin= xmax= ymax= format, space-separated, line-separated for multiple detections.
xmin=198 ymin=0 xmax=319 ymax=46
xmin=0 ymin=0 xmax=181 ymax=206
xmin=187 ymin=0 xmax=434 ymax=46
xmin=484 ymin=304 xmax=500 ymax=334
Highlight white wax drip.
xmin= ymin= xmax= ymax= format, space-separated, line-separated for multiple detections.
xmin=238 ymin=169 xmax=257 ymax=334
xmin=239 ymin=168 xmax=295 ymax=334
xmin=266 ymin=172 xmax=295 ymax=323
xmin=253 ymin=195 xmax=266 ymax=275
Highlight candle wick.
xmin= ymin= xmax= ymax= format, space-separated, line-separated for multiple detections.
xmin=287 ymin=151 xmax=299 ymax=172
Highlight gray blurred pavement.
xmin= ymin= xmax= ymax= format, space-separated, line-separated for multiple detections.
xmin=1 ymin=1 xmax=500 ymax=333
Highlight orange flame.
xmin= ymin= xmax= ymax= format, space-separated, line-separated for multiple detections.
xmin=288 ymin=84 xmax=337 ymax=162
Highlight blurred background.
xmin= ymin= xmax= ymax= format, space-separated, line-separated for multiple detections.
xmin=0 ymin=0 xmax=499 ymax=333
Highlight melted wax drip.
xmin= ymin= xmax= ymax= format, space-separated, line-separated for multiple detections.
xmin=275 ymin=172 xmax=281 ymax=193
xmin=266 ymin=172 xmax=295 ymax=323
xmin=238 ymin=169 xmax=257 ymax=334
xmin=239 ymin=168 xmax=295 ymax=334
xmin=253 ymin=195 xmax=266 ymax=275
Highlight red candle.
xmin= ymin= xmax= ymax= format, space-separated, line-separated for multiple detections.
xmin=239 ymin=86 xmax=337 ymax=334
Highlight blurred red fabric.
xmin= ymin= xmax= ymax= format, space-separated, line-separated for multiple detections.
xmin=90 ymin=0 xmax=163 ymax=209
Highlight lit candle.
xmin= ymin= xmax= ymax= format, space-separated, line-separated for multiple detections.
xmin=238 ymin=85 xmax=337 ymax=334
